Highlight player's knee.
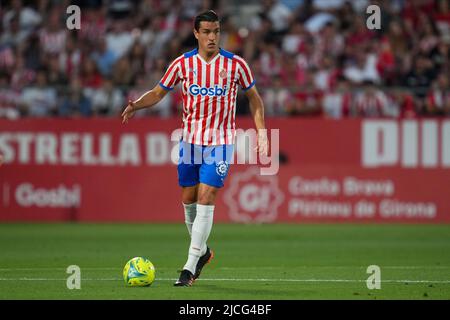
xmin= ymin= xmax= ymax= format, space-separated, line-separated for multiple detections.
xmin=182 ymin=198 xmax=197 ymax=205
xmin=182 ymin=193 xmax=197 ymax=204
xmin=181 ymin=187 xmax=198 ymax=204
xmin=197 ymin=190 xmax=217 ymax=205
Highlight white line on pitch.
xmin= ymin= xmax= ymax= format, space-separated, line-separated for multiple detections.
xmin=1 ymin=278 xmax=450 ymax=284
xmin=218 ymin=266 xmax=444 ymax=269
xmin=1 ymin=266 xmax=449 ymax=271
xmin=0 ymin=267 xmax=120 ymax=271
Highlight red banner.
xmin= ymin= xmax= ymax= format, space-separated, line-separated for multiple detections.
xmin=0 ymin=118 xmax=449 ymax=223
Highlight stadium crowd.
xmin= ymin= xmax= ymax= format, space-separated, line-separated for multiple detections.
xmin=0 ymin=0 xmax=449 ymax=120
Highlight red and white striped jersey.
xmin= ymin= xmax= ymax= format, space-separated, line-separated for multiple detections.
xmin=159 ymin=48 xmax=255 ymax=145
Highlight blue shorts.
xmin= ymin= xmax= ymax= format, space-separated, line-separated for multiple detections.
xmin=177 ymin=141 xmax=234 ymax=188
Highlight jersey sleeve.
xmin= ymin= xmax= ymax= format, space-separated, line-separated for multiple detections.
xmin=159 ymin=57 xmax=182 ymax=91
xmin=235 ymin=56 xmax=255 ymax=91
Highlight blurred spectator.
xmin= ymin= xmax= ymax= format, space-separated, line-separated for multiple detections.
xmin=390 ymin=89 xmax=418 ymax=118
xmin=91 ymin=38 xmax=118 ymax=77
xmin=80 ymin=58 xmax=103 ymax=89
xmin=178 ymin=16 xmax=197 ymax=49
xmin=343 ymin=47 xmax=381 ymax=84
xmin=336 ymin=1 xmax=357 ymax=32
xmin=47 ymin=56 xmax=68 ymax=86
xmin=59 ymin=78 xmax=92 ymax=117
xmin=280 ymin=0 xmax=304 ymax=11
xmin=128 ymin=41 xmax=148 ymax=79
xmin=263 ymin=75 xmax=291 ymax=116
xmin=0 ymin=46 xmax=16 ymax=74
xmin=220 ymin=15 xmax=243 ymax=53
xmin=258 ymin=40 xmax=283 ymax=79
xmin=263 ymin=0 xmax=292 ymax=34
xmin=314 ymin=56 xmax=340 ymax=92
xmin=286 ymin=71 xmax=322 ymax=116
xmin=245 ymin=14 xmax=277 ymax=62
xmin=164 ymin=37 xmax=182 ymax=63
xmin=386 ymin=19 xmax=409 ymax=61
xmin=112 ymin=56 xmax=134 ymax=86
xmin=315 ymin=21 xmax=345 ymax=59
xmin=10 ymin=55 xmax=35 ymax=90
xmin=0 ymin=14 xmax=29 ymax=48
xmin=106 ymin=19 xmax=134 ymax=60
xmin=21 ymin=69 xmax=57 ymax=117
xmin=352 ymin=81 xmax=398 ymax=117
xmin=108 ymin=0 xmax=134 ymax=19
xmin=91 ymin=79 xmax=125 ymax=116
xmin=402 ymin=0 xmax=436 ymax=30
xmin=21 ymin=32 xmax=42 ymax=70
xmin=376 ymin=38 xmax=396 ymax=85
xmin=417 ymin=14 xmax=440 ymax=55
xmin=434 ymin=0 xmax=450 ymax=41
xmin=145 ymin=13 xmax=176 ymax=62
xmin=79 ymin=6 xmax=107 ymax=43
xmin=430 ymin=41 xmax=449 ymax=72
xmin=59 ymin=35 xmax=82 ymax=79
xmin=260 ymin=0 xmax=293 ymax=35
xmin=281 ymin=21 xmax=306 ymax=55
xmin=280 ymin=53 xmax=304 ymax=87
xmin=426 ymin=73 xmax=450 ymax=115
xmin=2 ymin=0 xmax=42 ymax=32
xmin=322 ymin=76 xmax=352 ymax=119
xmin=178 ymin=0 xmax=204 ymax=20
xmin=0 ymin=72 xmax=21 ymax=119
xmin=346 ymin=16 xmax=375 ymax=47
xmin=304 ymin=11 xmax=336 ymax=34
xmin=293 ymin=37 xmax=319 ymax=85
xmin=404 ymin=54 xmax=437 ymax=112
xmin=38 ymin=8 xmax=67 ymax=55
xmin=312 ymin=0 xmax=348 ymax=11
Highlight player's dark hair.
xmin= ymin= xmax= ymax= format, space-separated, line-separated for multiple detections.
xmin=194 ymin=10 xmax=219 ymax=31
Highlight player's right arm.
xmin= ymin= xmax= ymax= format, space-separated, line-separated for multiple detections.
xmin=122 ymin=55 xmax=182 ymax=123
xmin=121 ymin=84 xmax=168 ymax=124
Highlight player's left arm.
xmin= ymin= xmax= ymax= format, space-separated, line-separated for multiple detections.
xmin=245 ymin=86 xmax=268 ymax=156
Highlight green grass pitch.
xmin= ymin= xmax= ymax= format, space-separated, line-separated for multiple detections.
xmin=0 ymin=223 xmax=449 ymax=299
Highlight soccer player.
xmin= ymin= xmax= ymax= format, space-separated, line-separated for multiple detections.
xmin=121 ymin=10 xmax=268 ymax=286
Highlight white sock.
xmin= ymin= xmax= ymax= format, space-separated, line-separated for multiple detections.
xmin=183 ymin=204 xmax=214 ymax=274
xmin=183 ymin=202 xmax=197 ymax=237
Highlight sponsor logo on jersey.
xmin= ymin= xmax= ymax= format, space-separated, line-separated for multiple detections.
xmin=189 ymin=84 xmax=228 ymax=97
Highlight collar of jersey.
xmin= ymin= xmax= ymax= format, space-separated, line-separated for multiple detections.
xmin=195 ymin=48 xmax=223 ymax=65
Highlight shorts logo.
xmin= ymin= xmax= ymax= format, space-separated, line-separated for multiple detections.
xmin=216 ymin=161 xmax=229 ymax=177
